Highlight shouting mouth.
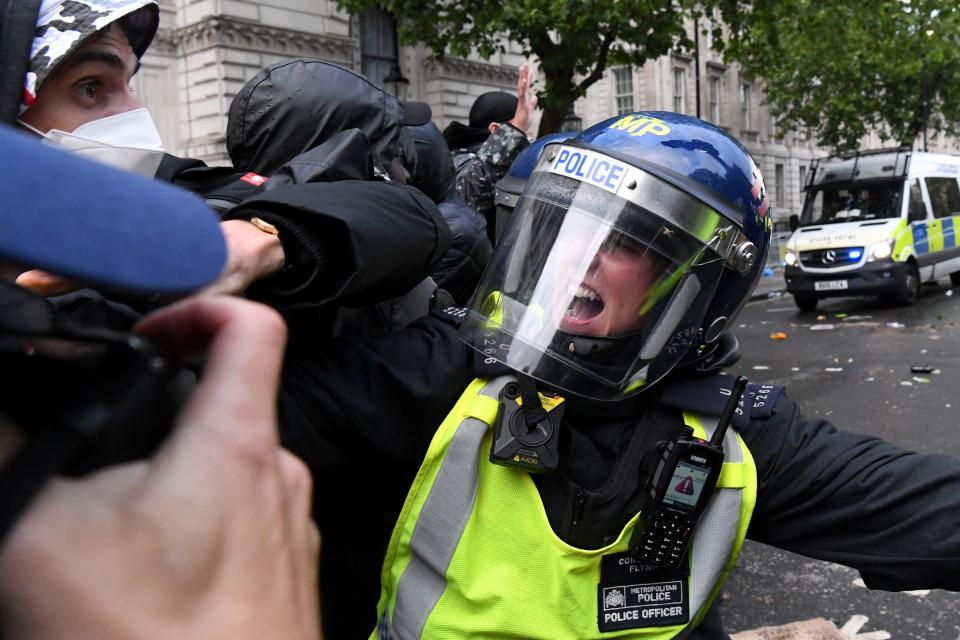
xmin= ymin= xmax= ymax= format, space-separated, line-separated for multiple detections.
xmin=562 ymin=284 xmax=604 ymax=328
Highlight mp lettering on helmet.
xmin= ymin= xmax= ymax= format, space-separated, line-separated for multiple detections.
xmin=549 ymin=146 xmax=628 ymax=195
xmin=607 ymin=114 xmax=672 ymax=138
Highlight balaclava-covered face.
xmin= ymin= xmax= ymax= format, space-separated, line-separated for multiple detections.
xmin=22 ymin=0 xmax=158 ymax=115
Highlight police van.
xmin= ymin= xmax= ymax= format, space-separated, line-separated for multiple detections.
xmin=783 ymin=148 xmax=960 ymax=310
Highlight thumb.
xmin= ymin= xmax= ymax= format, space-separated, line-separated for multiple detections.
xmin=136 ymin=296 xmax=288 ymax=463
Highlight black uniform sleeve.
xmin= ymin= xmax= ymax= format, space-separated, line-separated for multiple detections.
xmin=742 ymin=392 xmax=960 ymax=591
xmin=227 ymin=179 xmax=451 ymax=310
xmin=276 ymin=311 xmax=474 ymax=487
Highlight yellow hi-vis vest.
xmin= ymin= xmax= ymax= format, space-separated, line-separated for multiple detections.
xmin=372 ymin=376 xmax=757 ymax=640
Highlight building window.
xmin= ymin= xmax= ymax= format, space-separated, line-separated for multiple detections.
xmin=739 ymin=83 xmax=752 ymax=130
xmin=799 ymin=165 xmax=807 ymax=193
xmin=708 ymin=76 xmax=720 ymax=124
xmin=775 ymin=163 xmax=785 ymax=207
xmin=673 ymin=67 xmax=686 ymax=114
xmin=908 ymin=179 xmax=928 ymax=221
xmin=359 ymin=8 xmax=398 ymax=91
xmin=925 ymin=177 xmax=960 ymax=219
xmin=613 ymin=67 xmax=635 ymax=115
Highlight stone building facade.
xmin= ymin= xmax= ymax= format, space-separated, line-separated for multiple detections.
xmin=139 ymin=1 xmax=957 ymax=225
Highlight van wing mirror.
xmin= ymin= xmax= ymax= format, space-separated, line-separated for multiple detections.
xmin=789 ymin=214 xmax=799 ymax=232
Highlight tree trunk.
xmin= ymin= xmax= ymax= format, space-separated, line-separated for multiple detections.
xmin=537 ymin=101 xmax=572 ymax=137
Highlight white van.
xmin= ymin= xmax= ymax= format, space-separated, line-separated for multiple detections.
xmin=783 ymin=148 xmax=960 ymax=310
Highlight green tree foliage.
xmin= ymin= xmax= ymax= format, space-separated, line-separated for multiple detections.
xmin=336 ymin=0 xmax=698 ymax=136
xmin=710 ymin=0 xmax=960 ymax=151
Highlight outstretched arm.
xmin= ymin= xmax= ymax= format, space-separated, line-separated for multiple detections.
xmin=743 ymin=392 xmax=960 ymax=591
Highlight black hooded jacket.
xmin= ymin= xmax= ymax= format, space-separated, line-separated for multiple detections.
xmin=158 ymin=130 xmax=450 ymax=320
xmin=227 ymin=58 xmax=412 ymax=177
xmin=408 ymin=122 xmax=492 ymax=303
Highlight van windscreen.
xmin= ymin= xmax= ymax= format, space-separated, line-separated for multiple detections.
xmin=800 ymin=180 xmax=902 ymax=226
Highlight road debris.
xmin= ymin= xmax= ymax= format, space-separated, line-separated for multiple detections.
xmin=824 ymin=367 xmax=843 ymax=372
xmin=810 ymin=324 xmax=835 ymax=330
xmin=911 ymin=365 xmax=934 ymax=374
xmin=769 ymin=332 xmax=787 ymax=340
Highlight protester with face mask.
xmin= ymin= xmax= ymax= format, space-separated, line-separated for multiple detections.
xmin=442 ymin=63 xmax=538 ymax=242
xmin=6 ymin=0 xmax=449 ymax=323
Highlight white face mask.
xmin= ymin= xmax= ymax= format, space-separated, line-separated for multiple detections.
xmin=18 ymin=108 xmax=166 ymax=178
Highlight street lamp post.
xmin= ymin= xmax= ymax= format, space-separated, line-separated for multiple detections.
xmin=563 ymin=103 xmax=583 ymax=132
xmin=383 ymin=63 xmax=409 ymax=100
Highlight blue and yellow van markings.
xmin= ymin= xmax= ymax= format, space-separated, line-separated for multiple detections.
xmin=943 ymin=217 xmax=956 ymax=249
xmin=913 ymin=223 xmax=930 ymax=254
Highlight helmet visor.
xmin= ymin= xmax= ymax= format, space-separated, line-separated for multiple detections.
xmin=461 ymin=158 xmax=733 ymax=400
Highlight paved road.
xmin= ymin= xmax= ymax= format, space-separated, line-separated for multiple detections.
xmin=718 ymin=279 xmax=960 ymax=638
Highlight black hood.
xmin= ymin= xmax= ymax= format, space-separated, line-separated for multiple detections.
xmin=406 ymin=122 xmax=455 ymax=202
xmin=0 ymin=0 xmax=42 ymax=124
xmin=227 ymin=57 xmax=431 ymax=176
xmin=441 ymin=120 xmax=489 ymax=152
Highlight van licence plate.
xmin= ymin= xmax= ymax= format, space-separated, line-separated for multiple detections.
xmin=815 ymin=280 xmax=848 ymax=291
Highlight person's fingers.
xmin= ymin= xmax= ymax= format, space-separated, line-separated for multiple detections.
xmin=277 ymin=450 xmax=319 ymax=581
xmin=277 ymin=450 xmax=313 ymax=540
xmin=14 ymin=270 xmax=78 ymax=297
xmin=136 ymin=296 xmax=287 ymax=456
xmin=276 ymin=449 xmax=320 ymax=636
xmin=517 ymin=63 xmax=529 ymax=97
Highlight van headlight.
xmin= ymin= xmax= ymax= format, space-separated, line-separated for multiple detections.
xmin=784 ymin=250 xmax=798 ymax=266
xmin=868 ymin=240 xmax=893 ymax=261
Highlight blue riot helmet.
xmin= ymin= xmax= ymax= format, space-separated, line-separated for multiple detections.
xmin=494 ymin=131 xmax=578 ymax=243
xmin=461 ymin=112 xmax=772 ymax=401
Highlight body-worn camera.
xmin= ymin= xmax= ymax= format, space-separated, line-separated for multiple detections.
xmin=490 ymin=380 xmax=564 ymax=473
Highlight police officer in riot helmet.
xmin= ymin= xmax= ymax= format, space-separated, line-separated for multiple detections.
xmin=281 ymin=111 xmax=960 ymax=639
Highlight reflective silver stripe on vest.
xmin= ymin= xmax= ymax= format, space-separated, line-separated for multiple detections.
xmin=390 ymin=378 xmax=510 ymax=640
xmin=688 ymin=415 xmax=744 ymax=614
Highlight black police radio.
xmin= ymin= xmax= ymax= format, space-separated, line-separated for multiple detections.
xmin=629 ymin=376 xmax=748 ymax=567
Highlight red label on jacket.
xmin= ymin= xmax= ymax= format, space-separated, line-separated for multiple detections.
xmin=240 ymin=172 xmax=268 ymax=186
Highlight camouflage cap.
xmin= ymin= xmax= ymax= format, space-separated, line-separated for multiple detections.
xmin=22 ymin=0 xmax=159 ymax=114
